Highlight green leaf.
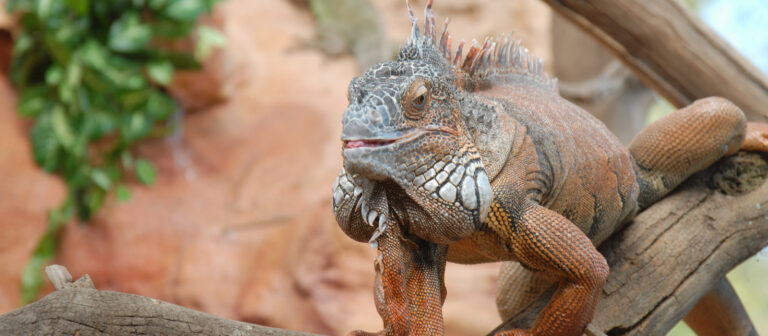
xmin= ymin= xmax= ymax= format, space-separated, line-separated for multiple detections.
xmin=66 ymin=60 xmax=83 ymax=88
xmin=108 ymin=12 xmax=152 ymax=52
xmin=135 ymin=158 xmax=156 ymax=185
xmin=64 ymin=0 xmax=89 ymax=15
xmin=120 ymin=150 xmax=134 ymax=168
xmin=150 ymin=19 xmax=195 ymax=38
xmin=20 ymin=256 xmax=46 ymax=304
xmin=79 ymin=39 xmax=108 ymax=68
xmin=155 ymin=49 xmax=201 ymax=69
xmin=18 ymin=86 xmax=49 ymax=117
xmin=82 ymin=111 xmax=115 ymax=139
xmin=130 ymin=113 xmax=148 ymax=134
xmin=43 ymin=32 xmax=72 ymax=64
xmin=13 ymin=33 xmax=33 ymax=56
xmin=146 ymin=60 xmax=174 ymax=85
xmin=203 ymin=0 xmax=220 ymax=11
xmin=146 ymin=90 xmax=175 ymax=119
xmin=149 ymin=0 xmax=168 ymax=11
xmin=45 ymin=66 xmax=63 ymax=85
xmin=116 ymin=184 xmax=132 ymax=201
xmin=119 ymin=89 xmax=151 ymax=110
xmin=164 ymin=0 xmax=205 ymax=21
xmin=30 ymin=113 xmax=60 ymax=171
xmin=21 ymin=200 xmax=73 ymax=304
xmin=51 ymin=105 xmax=75 ymax=149
xmin=84 ymin=188 xmax=106 ymax=217
xmin=91 ymin=169 xmax=112 ymax=190
xmin=13 ymin=0 xmax=224 ymax=304
xmin=58 ymin=83 xmax=74 ymax=104
xmin=49 ymin=200 xmax=74 ymax=227
xmin=36 ymin=0 xmax=54 ymax=19
xmin=6 ymin=0 xmax=34 ymax=12
xmin=195 ymin=26 xmax=227 ymax=61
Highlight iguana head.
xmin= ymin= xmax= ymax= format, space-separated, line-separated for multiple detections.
xmin=339 ymin=0 xmax=555 ymax=242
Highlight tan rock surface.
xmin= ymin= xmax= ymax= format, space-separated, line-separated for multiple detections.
xmin=0 ymin=1 xmax=551 ymax=335
xmin=0 ymin=79 xmax=66 ymax=316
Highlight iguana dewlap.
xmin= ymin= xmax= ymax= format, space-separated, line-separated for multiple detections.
xmin=331 ymin=1 xmax=763 ymax=335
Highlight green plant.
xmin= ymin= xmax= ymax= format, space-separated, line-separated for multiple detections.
xmin=6 ymin=0 xmax=227 ymax=303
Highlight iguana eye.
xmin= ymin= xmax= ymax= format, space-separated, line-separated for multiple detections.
xmin=412 ymin=86 xmax=428 ymax=109
xmin=405 ymin=83 xmax=429 ymax=119
xmin=411 ymin=84 xmax=427 ymax=110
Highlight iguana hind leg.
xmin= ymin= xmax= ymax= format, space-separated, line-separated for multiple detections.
xmin=629 ymin=97 xmax=746 ymax=209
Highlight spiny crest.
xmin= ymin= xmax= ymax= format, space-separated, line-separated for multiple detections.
xmin=403 ymin=0 xmax=558 ymax=92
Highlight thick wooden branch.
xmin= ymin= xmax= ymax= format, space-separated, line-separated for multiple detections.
xmin=492 ymin=153 xmax=768 ymax=335
xmin=541 ymin=0 xmax=768 ymax=121
xmin=0 ymin=266 xmax=318 ymax=336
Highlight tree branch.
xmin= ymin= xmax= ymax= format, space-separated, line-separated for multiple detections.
xmin=0 ymin=266 xmax=319 ymax=336
xmin=540 ymin=0 xmax=768 ymax=122
xmin=557 ymin=60 xmax=633 ymax=104
xmin=492 ymin=152 xmax=768 ymax=335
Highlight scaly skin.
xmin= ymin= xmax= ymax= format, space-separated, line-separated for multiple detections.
xmin=331 ymin=1 xmax=766 ymax=335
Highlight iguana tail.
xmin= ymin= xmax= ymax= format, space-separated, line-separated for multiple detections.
xmin=683 ymin=278 xmax=758 ymax=336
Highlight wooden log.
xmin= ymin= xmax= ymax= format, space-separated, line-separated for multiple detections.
xmin=492 ymin=152 xmax=768 ymax=335
xmin=540 ymin=0 xmax=768 ymax=122
xmin=0 ymin=267 xmax=319 ymax=336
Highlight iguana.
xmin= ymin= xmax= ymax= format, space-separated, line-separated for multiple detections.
xmin=331 ymin=1 xmax=766 ymax=335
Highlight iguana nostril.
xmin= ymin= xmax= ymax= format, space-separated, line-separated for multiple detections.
xmin=366 ymin=108 xmax=382 ymax=124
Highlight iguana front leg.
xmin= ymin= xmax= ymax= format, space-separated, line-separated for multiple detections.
xmin=496 ymin=202 xmax=608 ymax=336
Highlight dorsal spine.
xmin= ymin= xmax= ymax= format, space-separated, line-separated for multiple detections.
xmin=405 ymin=0 xmax=558 ymax=92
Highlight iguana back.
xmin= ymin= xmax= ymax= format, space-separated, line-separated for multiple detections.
xmin=470 ymin=79 xmax=639 ymax=248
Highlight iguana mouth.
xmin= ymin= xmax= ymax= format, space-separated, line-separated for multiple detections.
xmin=343 ymin=127 xmax=457 ymax=150
xmin=344 ymin=139 xmax=397 ymax=149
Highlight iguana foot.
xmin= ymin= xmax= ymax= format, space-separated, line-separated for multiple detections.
xmin=741 ymin=122 xmax=768 ymax=152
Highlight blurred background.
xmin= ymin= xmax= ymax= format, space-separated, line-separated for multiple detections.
xmin=0 ymin=0 xmax=764 ymax=335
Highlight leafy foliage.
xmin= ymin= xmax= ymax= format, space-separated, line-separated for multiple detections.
xmin=6 ymin=0 xmax=224 ymax=303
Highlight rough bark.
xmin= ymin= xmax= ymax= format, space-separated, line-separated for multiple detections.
xmin=540 ymin=0 xmax=768 ymax=122
xmin=0 ymin=267 xmax=319 ymax=336
xmin=492 ymin=152 xmax=768 ymax=335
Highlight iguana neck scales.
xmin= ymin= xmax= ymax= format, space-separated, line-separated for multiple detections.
xmin=332 ymin=1 xmax=762 ymax=335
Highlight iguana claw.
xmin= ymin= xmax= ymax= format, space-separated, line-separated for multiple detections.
xmin=368 ymin=210 xmax=389 ymax=248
